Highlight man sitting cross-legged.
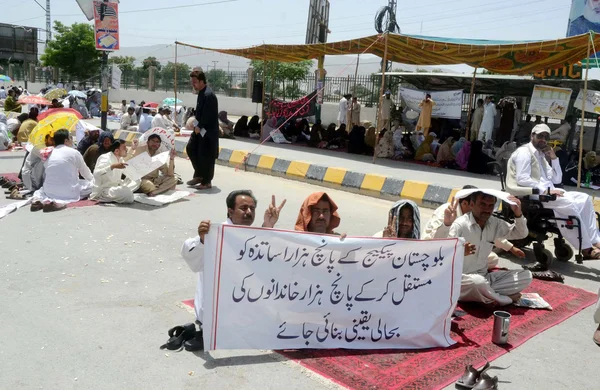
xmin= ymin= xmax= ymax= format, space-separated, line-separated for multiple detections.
xmin=180 ymin=190 xmax=286 ymax=351
xmin=127 ymin=136 xmax=178 ymax=197
xmin=423 ymin=185 xmax=526 ymax=270
xmin=449 ymin=190 xmax=532 ymax=306
xmin=90 ymin=139 xmax=140 ymax=204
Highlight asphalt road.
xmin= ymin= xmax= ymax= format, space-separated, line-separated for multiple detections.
xmin=0 ymin=151 xmax=599 ymax=390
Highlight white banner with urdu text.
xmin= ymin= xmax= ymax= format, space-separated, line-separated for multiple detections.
xmin=202 ymin=225 xmax=464 ymax=351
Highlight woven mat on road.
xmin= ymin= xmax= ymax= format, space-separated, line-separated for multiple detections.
xmin=182 ymin=280 xmax=596 ymax=390
xmin=0 ymin=173 xmax=98 ymax=209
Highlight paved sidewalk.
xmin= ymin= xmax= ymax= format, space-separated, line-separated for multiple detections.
xmin=111 ymin=129 xmax=600 ymax=210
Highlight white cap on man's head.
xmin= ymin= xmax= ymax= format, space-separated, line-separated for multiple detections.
xmin=531 ymin=124 xmax=551 ymax=135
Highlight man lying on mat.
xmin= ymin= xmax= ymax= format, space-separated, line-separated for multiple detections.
xmin=448 ymin=190 xmax=532 ymax=306
xmin=180 ymin=190 xmax=286 ymax=351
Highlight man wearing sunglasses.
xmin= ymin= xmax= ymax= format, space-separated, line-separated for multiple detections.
xmin=506 ymin=124 xmax=600 ymax=260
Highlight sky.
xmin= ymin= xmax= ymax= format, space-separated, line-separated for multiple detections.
xmin=1 ymin=0 xmax=588 ymax=76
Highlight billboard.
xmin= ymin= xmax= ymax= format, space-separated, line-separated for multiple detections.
xmin=567 ymin=0 xmax=600 ymax=37
xmin=93 ymin=0 xmax=119 ymax=51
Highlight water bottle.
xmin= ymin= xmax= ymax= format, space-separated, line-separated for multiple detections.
xmin=586 ymin=171 xmax=592 ymax=187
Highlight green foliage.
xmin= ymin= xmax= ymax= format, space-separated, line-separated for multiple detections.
xmin=142 ymin=56 xmax=161 ymax=70
xmin=206 ymin=69 xmax=231 ymax=92
xmin=108 ymin=56 xmax=136 ymax=72
xmin=40 ymin=21 xmax=101 ymax=80
xmin=250 ymin=60 xmax=312 ymax=82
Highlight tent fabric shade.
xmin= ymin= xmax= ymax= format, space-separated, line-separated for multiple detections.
xmin=176 ymin=32 xmax=598 ymax=75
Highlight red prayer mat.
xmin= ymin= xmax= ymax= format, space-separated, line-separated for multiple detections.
xmin=182 ymin=280 xmax=596 ymax=390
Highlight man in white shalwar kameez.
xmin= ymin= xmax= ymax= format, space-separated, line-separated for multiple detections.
xmin=507 ymin=124 xmax=600 ymax=261
xmin=31 ymin=129 xmax=93 ymax=212
xmin=90 ymin=139 xmax=140 ymax=203
xmin=180 ymin=190 xmax=286 ymax=351
xmin=337 ymin=94 xmax=351 ymax=127
xmin=423 ymin=186 xmax=526 ymax=269
xmin=479 ymin=96 xmax=496 ymax=141
xmin=449 ymin=190 xmax=532 ymax=306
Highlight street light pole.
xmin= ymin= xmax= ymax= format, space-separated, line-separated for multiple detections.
xmin=100 ymin=51 xmax=109 ymax=130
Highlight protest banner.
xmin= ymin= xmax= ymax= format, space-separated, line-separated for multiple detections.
xmin=398 ymin=88 xmax=463 ymax=119
xmin=111 ymin=65 xmax=122 ymax=90
xmin=574 ymin=89 xmax=600 ymax=114
xmin=528 ymin=85 xmax=572 ymax=120
xmin=93 ymin=0 xmax=119 ymax=51
xmin=123 ymin=151 xmax=169 ymax=181
xmin=202 ymin=225 xmax=464 ymax=350
xmin=267 ymin=90 xmax=318 ymax=119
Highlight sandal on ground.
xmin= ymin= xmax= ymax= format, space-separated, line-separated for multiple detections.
xmin=522 ymin=262 xmax=549 ymax=272
xmin=160 ymin=323 xmax=196 ymax=351
xmin=583 ymin=248 xmax=600 ymax=260
xmin=472 ymin=373 xmax=499 ymax=390
xmin=456 ymin=361 xmax=490 ymax=388
xmin=30 ymin=201 xmax=44 ymax=212
xmin=1 ymin=180 xmax=15 ymax=189
xmin=7 ymin=189 xmax=24 ymax=200
xmin=196 ymin=183 xmax=212 ymax=190
xmin=183 ymin=330 xmax=204 ymax=352
xmin=594 ymin=324 xmax=600 ymax=347
xmin=531 ymin=270 xmax=564 ymax=283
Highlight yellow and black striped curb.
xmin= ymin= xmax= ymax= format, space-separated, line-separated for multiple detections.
xmin=172 ymin=137 xmax=459 ymax=208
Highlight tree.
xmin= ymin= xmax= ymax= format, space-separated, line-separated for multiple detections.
xmin=206 ymin=69 xmax=230 ymax=92
xmin=250 ymin=59 xmax=312 ymax=99
xmin=40 ymin=21 xmax=101 ymax=81
xmin=108 ymin=56 xmax=136 ymax=72
xmin=160 ymin=61 xmax=191 ymax=91
xmin=142 ymin=56 xmax=162 ymax=70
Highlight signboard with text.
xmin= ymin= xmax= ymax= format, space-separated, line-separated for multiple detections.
xmin=399 ymin=87 xmax=463 ymax=119
xmin=93 ymin=0 xmax=119 ymax=51
xmin=528 ymin=85 xmax=572 ymax=120
xmin=574 ymin=89 xmax=600 ymax=114
xmin=202 ymin=225 xmax=464 ymax=350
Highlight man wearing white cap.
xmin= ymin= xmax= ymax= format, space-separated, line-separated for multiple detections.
xmin=448 ymin=189 xmax=532 ymax=306
xmin=507 ymin=123 xmax=600 ymax=260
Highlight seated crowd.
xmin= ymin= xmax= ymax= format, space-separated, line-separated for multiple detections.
xmin=177 ymin=186 xmax=532 ymax=351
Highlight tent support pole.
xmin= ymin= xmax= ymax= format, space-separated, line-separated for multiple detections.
xmin=373 ymin=32 xmax=389 ymax=163
xmin=260 ymin=54 xmax=267 ymax=140
xmin=350 ymin=54 xmax=360 ymax=126
xmin=466 ymin=67 xmax=477 ymax=140
xmin=174 ymin=43 xmax=178 ymax=122
xmin=577 ymin=34 xmax=592 ymax=189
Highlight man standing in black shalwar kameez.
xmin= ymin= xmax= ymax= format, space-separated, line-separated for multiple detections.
xmin=186 ymin=68 xmax=219 ymax=190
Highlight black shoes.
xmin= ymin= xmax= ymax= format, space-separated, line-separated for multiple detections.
xmin=160 ymin=323 xmax=203 ymax=352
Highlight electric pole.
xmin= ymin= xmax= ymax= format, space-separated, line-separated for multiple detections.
xmin=212 ymin=61 xmax=218 ymax=71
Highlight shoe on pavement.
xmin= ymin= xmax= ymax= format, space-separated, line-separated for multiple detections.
xmin=186 ymin=177 xmax=202 ymax=186
xmin=184 ymin=330 xmax=204 ymax=352
xmin=30 ymin=201 xmax=44 ymax=212
xmin=43 ymin=202 xmax=67 ymax=213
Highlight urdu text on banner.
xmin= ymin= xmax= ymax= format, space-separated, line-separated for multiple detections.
xmin=398 ymin=88 xmax=463 ymax=120
xmin=574 ymin=89 xmax=600 ymax=114
xmin=202 ymin=225 xmax=464 ymax=350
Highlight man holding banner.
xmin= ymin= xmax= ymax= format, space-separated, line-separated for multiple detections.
xmin=180 ymin=190 xmax=286 ymax=351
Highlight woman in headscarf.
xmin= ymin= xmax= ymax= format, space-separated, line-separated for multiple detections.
xmin=83 ymin=131 xmax=114 ymax=172
xmin=295 ymin=192 xmax=341 ymax=235
xmin=375 ymin=128 xmax=394 ymax=158
xmin=248 ymin=115 xmax=261 ymax=136
xmin=436 ymin=136 xmax=456 ymax=167
xmin=455 ymin=139 xmax=471 ymax=170
xmin=218 ymin=111 xmax=235 ymax=139
xmin=482 ymin=139 xmax=494 ymax=158
xmin=308 ymin=120 xmax=324 ymax=148
xmin=467 ymin=140 xmax=495 ymax=174
xmin=452 ymin=137 xmax=467 ymax=156
xmin=411 ymin=130 xmax=425 ymax=149
xmin=495 ymin=141 xmax=516 ymax=163
xmin=414 ymin=134 xmax=436 ymax=162
xmin=233 ymin=115 xmax=249 ymax=137
xmin=261 ymin=117 xmax=277 ymax=142
xmin=399 ymin=133 xmax=415 ymax=159
xmin=364 ymin=126 xmax=376 ymax=154
xmin=374 ymin=200 xmax=421 ymax=239
xmin=347 ymin=125 xmax=366 ymax=154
